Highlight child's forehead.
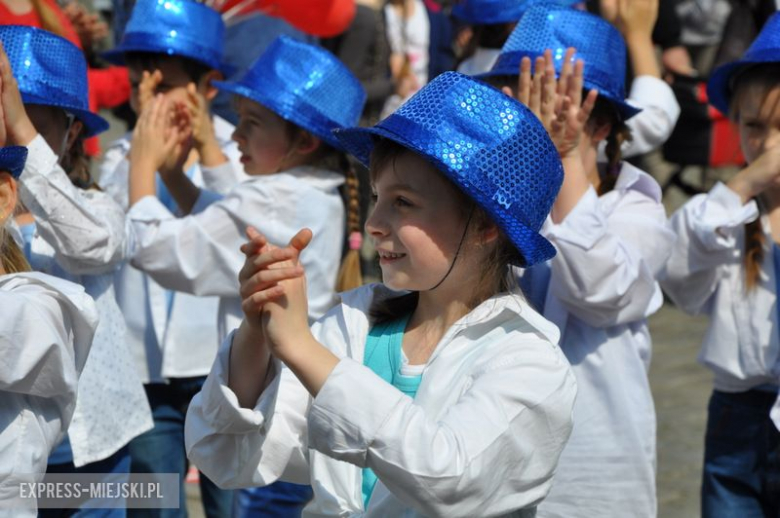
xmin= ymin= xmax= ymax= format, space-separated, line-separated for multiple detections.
xmin=127 ymin=54 xmax=188 ymax=77
xmin=738 ymin=82 xmax=780 ymax=119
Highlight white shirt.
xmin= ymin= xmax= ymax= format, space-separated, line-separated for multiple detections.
xmin=0 ymin=272 xmax=97 ymax=517
xmin=598 ymin=75 xmax=682 ymax=160
xmin=535 ymin=163 xmax=675 ymax=518
xmin=185 ymin=284 xmax=577 ymax=517
xmin=127 ymin=166 xmax=345 ymax=344
xmin=457 ymin=47 xmax=501 ymax=76
xmin=17 ymin=135 xmax=153 ymax=467
xmin=660 ymin=183 xmax=780 ymax=396
xmin=98 ymin=116 xmax=246 ymax=382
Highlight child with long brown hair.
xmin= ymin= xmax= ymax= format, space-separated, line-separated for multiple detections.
xmin=661 ymin=12 xmax=780 ymax=517
xmin=482 ymin=4 xmax=676 ymax=516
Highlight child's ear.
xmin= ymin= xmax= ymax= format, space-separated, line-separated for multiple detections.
xmin=0 ymin=172 xmax=18 ymax=226
xmin=294 ymin=131 xmax=322 ymax=157
xmin=479 ymin=222 xmax=500 ymax=246
xmin=200 ymin=70 xmax=224 ymax=102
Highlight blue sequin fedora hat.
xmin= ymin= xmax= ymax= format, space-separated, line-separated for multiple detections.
xmin=335 ymin=71 xmax=564 ymax=267
xmin=0 ymin=146 xmax=28 ymax=178
xmin=0 ymin=26 xmax=109 ymax=137
xmin=708 ymin=12 xmax=780 ymax=114
xmin=103 ymin=0 xmax=231 ymax=74
xmin=213 ymin=36 xmax=366 ymax=151
xmin=452 ymin=0 xmax=579 ymax=25
xmin=480 ymin=3 xmax=641 ymax=120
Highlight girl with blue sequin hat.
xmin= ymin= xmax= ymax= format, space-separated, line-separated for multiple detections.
xmin=484 ymin=3 xmax=676 ymax=516
xmin=185 ymin=71 xmax=578 ymax=516
xmin=662 ymin=12 xmax=780 ymax=516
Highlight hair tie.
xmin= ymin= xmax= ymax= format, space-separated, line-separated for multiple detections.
xmin=348 ymin=231 xmax=363 ymax=251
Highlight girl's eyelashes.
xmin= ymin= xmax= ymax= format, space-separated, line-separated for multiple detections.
xmin=394 ymin=196 xmax=412 ymax=208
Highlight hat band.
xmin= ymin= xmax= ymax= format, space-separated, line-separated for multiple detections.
xmin=119 ymin=31 xmax=222 ymax=71
xmin=491 ymin=50 xmax=626 ymax=100
xmin=19 ymin=86 xmax=86 ymax=114
xmin=741 ymin=47 xmax=780 ymax=65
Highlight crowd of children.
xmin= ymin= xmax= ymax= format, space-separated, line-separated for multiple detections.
xmin=1 ymin=0 xmax=779 ymax=516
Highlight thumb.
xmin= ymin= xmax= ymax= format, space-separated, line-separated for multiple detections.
xmin=288 ymin=228 xmax=313 ymax=253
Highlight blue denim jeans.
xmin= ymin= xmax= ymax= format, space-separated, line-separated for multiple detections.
xmin=39 ymin=446 xmax=131 ymax=518
xmin=127 ymin=378 xmax=232 ymax=518
xmin=233 ymin=484 xmax=313 ymax=518
xmin=701 ymin=389 xmax=780 ymax=518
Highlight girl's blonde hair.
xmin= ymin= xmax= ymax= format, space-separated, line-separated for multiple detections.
xmin=0 ymin=216 xmax=31 ymax=274
xmin=728 ymin=63 xmax=780 ymax=291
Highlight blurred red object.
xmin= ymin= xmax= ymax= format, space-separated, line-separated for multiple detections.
xmin=213 ymin=0 xmax=355 ymax=37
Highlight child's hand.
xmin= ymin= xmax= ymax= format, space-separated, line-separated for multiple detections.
xmin=185 ymin=83 xmax=226 ymax=167
xmin=0 ymin=43 xmax=36 ymax=146
xmin=63 ymin=2 xmax=109 ymax=50
xmin=129 ymin=95 xmax=184 ymax=177
xmin=727 ymin=143 xmax=780 ymax=204
xmin=159 ymin=101 xmax=193 ymax=178
xmin=603 ymin=0 xmax=659 ymax=40
xmin=507 ymin=48 xmax=597 ymax=159
xmin=137 ymin=70 xmax=163 ymax=115
xmin=239 ymin=227 xmax=312 ymax=358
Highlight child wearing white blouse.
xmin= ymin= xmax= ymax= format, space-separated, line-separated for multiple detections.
xmin=0 ymin=26 xmax=152 ymax=503
xmin=660 ymin=13 xmax=780 ymax=516
xmin=184 ymin=72 xmax=577 ymax=517
xmin=0 ymin=145 xmax=98 ymax=517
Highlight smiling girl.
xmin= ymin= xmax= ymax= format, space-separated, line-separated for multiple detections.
xmin=184 ymin=71 xmax=577 ymax=517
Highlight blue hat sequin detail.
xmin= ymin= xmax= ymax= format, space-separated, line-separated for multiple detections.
xmin=103 ymin=0 xmax=229 ymax=74
xmin=335 ymin=72 xmax=564 ymax=267
xmin=0 ymin=146 xmax=28 ymax=179
xmin=452 ymin=0 xmax=579 ymax=25
xmin=707 ymin=12 xmax=780 ymax=114
xmin=0 ymin=26 xmax=109 ymax=137
xmin=481 ymin=4 xmax=641 ymax=120
xmin=214 ymin=36 xmax=366 ymax=152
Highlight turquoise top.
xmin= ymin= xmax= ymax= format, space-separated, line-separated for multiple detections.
xmin=361 ymin=313 xmax=422 ymax=508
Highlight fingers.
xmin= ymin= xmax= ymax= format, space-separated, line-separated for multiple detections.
xmin=578 ymin=89 xmax=599 ymax=125
xmin=540 ymin=52 xmax=557 ymax=125
xmin=529 ymin=55 xmax=544 ymax=116
xmin=288 ymin=228 xmax=313 ymax=253
xmin=240 ymin=227 xmax=268 ymax=256
xmin=518 ymin=56 xmax=532 ymax=106
xmin=241 ymin=285 xmax=287 ymax=314
xmin=558 ymin=48 xmax=576 ymax=97
xmin=240 ymin=264 xmax=304 ymax=300
xmin=570 ymin=57 xmax=585 ymax=108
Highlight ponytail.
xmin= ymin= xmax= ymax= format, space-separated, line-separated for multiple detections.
xmin=743 ymin=212 xmax=766 ymax=292
xmin=590 ymin=97 xmax=632 ymax=196
xmin=336 ymin=158 xmax=364 ymax=291
xmin=0 ymin=225 xmax=31 ymax=274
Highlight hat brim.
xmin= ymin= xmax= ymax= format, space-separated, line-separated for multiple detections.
xmin=22 ymin=93 xmax=109 ymax=137
xmin=102 ymin=48 xmax=236 ymax=78
xmin=707 ymin=60 xmax=755 ymax=115
xmin=214 ymin=79 xmax=346 ymax=151
xmin=476 ymin=69 xmax=641 ymax=121
xmin=334 ymin=124 xmax=557 ymax=267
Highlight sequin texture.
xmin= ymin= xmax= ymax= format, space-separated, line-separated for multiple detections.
xmin=336 ymin=71 xmax=564 ymax=267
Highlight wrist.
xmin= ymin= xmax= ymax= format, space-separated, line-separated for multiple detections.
xmin=12 ymin=118 xmax=38 ymax=146
xmin=727 ymin=174 xmax=758 ymax=204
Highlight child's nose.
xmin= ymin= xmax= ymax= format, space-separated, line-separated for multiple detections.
xmin=364 ymin=207 xmax=388 ymax=238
